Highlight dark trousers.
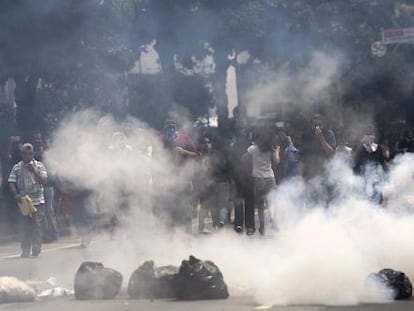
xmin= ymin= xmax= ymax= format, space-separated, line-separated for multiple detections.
xmin=254 ymin=177 xmax=276 ymax=230
xmin=21 ymin=204 xmax=45 ymax=255
xmin=233 ymin=183 xmax=255 ymax=230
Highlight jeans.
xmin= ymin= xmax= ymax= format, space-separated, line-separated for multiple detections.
xmin=254 ymin=177 xmax=276 ymax=231
xmin=199 ymin=182 xmax=230 ymax=231
xmin=21 ymin=204 xmax=45 ymax=255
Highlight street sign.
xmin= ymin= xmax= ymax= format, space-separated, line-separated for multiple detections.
xmin=382 ymin=27 xmax=414 ymax=44
xmin=371 ymin=41 xmax=387 ymax=57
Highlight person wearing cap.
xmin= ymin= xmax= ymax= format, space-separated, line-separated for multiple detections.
xmin=8 ymin=143 xmax=48 ymax=257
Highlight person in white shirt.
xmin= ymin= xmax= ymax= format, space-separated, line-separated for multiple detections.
xmin=244 ymin=127 xmax=280 ymax=235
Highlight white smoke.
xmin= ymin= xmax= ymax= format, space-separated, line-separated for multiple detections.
xmin=45 ymin=110 xmax=193 ymax=217
xmin=43 ymin=111 xmax=414 ymax=307
xmin=244 ymin=51 xmax=343 ymax=117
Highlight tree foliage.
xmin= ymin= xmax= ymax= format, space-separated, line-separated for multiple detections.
xmin=1 ymin=0 xmax=414 ymax=132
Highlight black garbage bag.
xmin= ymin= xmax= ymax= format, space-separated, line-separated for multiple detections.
xmin=368 ymin=268 xmax=412 ymax=300
xmin=174 ymin=255 xmax=229 ymax=300
xmin=74 ymin=262 xmax=123 ymax=300
xmin=128 ymin=261 xmax=178 ymax=299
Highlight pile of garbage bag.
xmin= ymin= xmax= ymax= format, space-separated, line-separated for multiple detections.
xmin=128 ymin=261 xmax=178 ymax=299
xmin=74 ymin=262 xmax=123 ymax=300
xmin=128 ymin=255 xmax=228 ymax=300
xmin=0 ymin=277 xmax=36 ymax=303
xmin=368 ymin=268 xmax=413 ymax=300
xmin=174 ymin=255 xmax=229 ymax=300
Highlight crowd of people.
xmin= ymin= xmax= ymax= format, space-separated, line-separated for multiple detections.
xmin=0 ymin=107 xmax=414 ymax=258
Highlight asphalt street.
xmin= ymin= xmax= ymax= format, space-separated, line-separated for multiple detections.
xmin=0 ymin=235 xmax=413 ymax=311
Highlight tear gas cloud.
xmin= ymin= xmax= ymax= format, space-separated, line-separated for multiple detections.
xmin=243 ymin=51 xmax=344 ymax=117
xmin=44 ymin=111 xmax=414 ymax=306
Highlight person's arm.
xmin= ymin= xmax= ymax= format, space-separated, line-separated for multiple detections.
xmin=27 ymin=162 xmax=48 ymax=185
xmin=175 ymin=133 xmax=199 ymax=158
xmin=272 ymin=146 xmax=281 ymax=164
xmin=315 ymin=128 xmax=336 ymax=156
xmin=8 ymin=165 xmax=21 ymax=202
xmin=242 ymin=145 xmax=255 ymax=163
xmin=377 ymin=146 xmax=389 ymax=172
xmin=9 ymin=182 xmax=19 ymax=199
xmin=175 ymin=146 xmax=198 ymax=158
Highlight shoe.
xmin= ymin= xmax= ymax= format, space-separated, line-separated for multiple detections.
xmin=80 ymin=239 xmax=91 ymax=248
xmin=259 ymin=227 xmax=265 ymax=236
xmin=234 ymin=225 xmax=243 ymax=233
xmin=218 ymin=221 xmax=225 ymax=228
xmin=246 ymin=228 xmax=255 ymax=236
xmin=31 ymin=251 xmax=40 ymax=257
xmin=21 ymin=252 xmax=30 ymax=258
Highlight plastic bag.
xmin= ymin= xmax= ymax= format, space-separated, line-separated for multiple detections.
xmin=128 ymin=261 xmax=178 ymax=299
xmin=174 ymin=255 xmax=229 ymax=300
xmin=368 ymin=268 xmax=412 ymax=300
xmin=18 ymin=195 xmax=37 ymax=217
xmin=74 ymin=262 xmax=123 ymax=300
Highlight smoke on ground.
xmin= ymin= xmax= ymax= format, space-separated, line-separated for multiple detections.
xmin=44 ymin=111 xmax=414 ymax=306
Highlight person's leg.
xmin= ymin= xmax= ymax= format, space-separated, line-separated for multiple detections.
xmin=233 ymin=195 xmax=244 ymax=232
xmin=257 ymin=178 xmax=276 ymax=235
xmin=217 ymin=182 xmax=230 ymax=226
xmin=254 ymin=178 xmax=266 ymax=235
xmin=184 ymin=183 xmax=194 ymax=233
xmin=244 ymin=182 xmax=255 ymax=234
xmin=44 ymin=186 xmax=58 ymax=240
xmin=81 ymin=194 xmax=96 ymax=248
xmin=20 ymin=216 xmax=32 ymax=257
xmin=31 ymin=204 xmax=45 ymax=256
xmin=198 ymin=198 xmax=208 ymax=233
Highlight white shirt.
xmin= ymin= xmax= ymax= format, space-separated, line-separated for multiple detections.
xmin=247 ymin=145 xmax=275 ymax=178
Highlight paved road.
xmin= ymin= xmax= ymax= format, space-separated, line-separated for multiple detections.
xmin=0 ymin=236 xmax=413 ymax=311
xmin=0 ymin=295 xmax=413 ymax=311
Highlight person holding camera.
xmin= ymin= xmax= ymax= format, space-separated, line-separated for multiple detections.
xmin=300 ymin=114 xmax=336 ymax=180
xmin=8 ymin=143 xmax=48 ymax=258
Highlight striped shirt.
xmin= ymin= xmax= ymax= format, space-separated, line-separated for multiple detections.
xmin=8 ymin=160 xmax=48 ymax=205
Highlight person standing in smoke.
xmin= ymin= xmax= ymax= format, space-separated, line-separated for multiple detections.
xmin=62 ymin=181 xmax=96 ymax=248
xmin=243 ymin=127 xmax=280 ymax=236
xmin=31 ymin=130 xmax=59 ymax=243
xmin=8 ymin=143 xmax=48 ymax=257
xmin=354 ymin=135 xmax=388 ymax=204
xmin=229 ymin=107 xmax=255 ymax=234
xmin=107 ymin=131 xmax=133 ymax=233
xmin=196 ymin=135 xmax=231 ymax=233
xmin=300 ymin=114 xmax=336 ymax=180
xmin=278 ymin=130 xmax=300 ymax=180
xmin=160 ymin=119 xmax=198 ymax=232
xmin=299 ymin=114 xmax=337 ymax=207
